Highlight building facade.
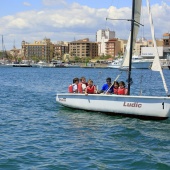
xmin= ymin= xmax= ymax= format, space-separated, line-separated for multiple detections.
xmin=141 ymin=47 xmax=163 ymax=59
xmin=22 ymin=38 xmax=53 ymax=62
xmin=53 ymin=44 xmax=69 ymax=60
xmin=96 ymin=29 xmax=115 ymax=56
xmin=105 ymin=38 xmax=121 ymax=58
xmin=69 ymin=38 xmax=98 ymax=59
xmin=163 ymin=33 xmax=170 ymax=47
xmin=163 ymin=33 xmax=170 ymax=59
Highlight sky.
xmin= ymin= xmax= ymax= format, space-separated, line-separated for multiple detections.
xmin=0 ymin=0 xmax=170 ymax=50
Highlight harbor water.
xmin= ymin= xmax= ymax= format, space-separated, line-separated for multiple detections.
xmin=0 ymin=67 xmax=170 ymax=170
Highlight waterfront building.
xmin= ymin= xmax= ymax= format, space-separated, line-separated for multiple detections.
xmin=163 ymin=33 xmax=170 ymax=59
xmin=105 ymin=38 xmax=121 ymax=58
xmin=53 ymin=43 xmax=69 ymax=60
xmin=118 ymin=39 xmax=128 ymax=54
xmin=141 ymin=47 xmax=163 ymax=59
xmin=69 ymin=38 xmax=98 ymax=59
xmin=96 ymin=29 xmax=115 ymax=56
xmin=135 ymin=38 xmax=163 ymax=58
xmin=22 ymin=38 xmax=53 ymax=63
xmin=163 ymin=33 xmax=170 ymax=47
xmin=9 ymin=47 xmax=23 ymax=61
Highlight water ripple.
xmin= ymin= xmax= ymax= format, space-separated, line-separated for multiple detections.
xmin=0 ymin=68 xmax=170 ymax=169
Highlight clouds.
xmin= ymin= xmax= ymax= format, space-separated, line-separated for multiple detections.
xmin=42 ymin=0 xmax=67 ymax=6
xmin=1 ymin=1 xmax=170 ymax=50
xmin=23 ymin=2 xmax=31 ymax=6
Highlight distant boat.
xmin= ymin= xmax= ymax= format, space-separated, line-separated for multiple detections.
xmin=34 ymin=61 xmax=55 ymax=68
xmin=0 ymin=62 xmax=13 ymax=67
xmin=107 ymin=56 xmax=152 ymax=69
xmin=12 ymin=63 xmax=32 ymax=67
xmin=64 ymin=63 xmax=80 ymax=68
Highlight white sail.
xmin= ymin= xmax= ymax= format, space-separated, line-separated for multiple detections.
xmin=121 ymin=0 xmax=142 ymax=67
xmin=146 ymin=0 xmax=169 ymax=95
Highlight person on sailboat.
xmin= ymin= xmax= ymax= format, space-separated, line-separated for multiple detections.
xmin=85 ymin=79 xmax=97 ymax=95
xmin=98 ymin=77 xmax=114 ymax=94
xmin=78 ymin=77 xmax=87 ymax=93
xmin=113 ymin=81 xmax=119 ymax=95
xmin=68 ymin=77 xmax=79 ymax=93
xmin=117 ymin=81 xmax=128 ymax=95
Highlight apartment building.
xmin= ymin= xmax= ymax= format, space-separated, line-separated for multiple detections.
xmin=163 ymin=33 xmax=170 ymax=59
xmin=22 ymin=38 xmax=53 ymax=62
xmin=96 ymin=29 xmax=115 ymax=56
xmin=69 ymin=38 xmax=98 ymax=58
xmin=105 ymin=38 xmax=121 ymax=58
xmin=163 ymin=33 xmax=170 ymax=47
xmin=53 ymin=44 xmax=69 ymax=60
xmin=119 ymin=39 xmax=128 ymax=54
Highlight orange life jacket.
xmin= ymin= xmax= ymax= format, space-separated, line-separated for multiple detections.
xmin=118 ymin=87 xmax=125 ymax=95
xmin=78 ymin=82 xmax=87 ymax=93
xmin=78 ymin=83 xmax=83 ymax=93
xmin=114 ymin=88 xmax=118 ymax=95
xmin=86 ymin=85 xmax=95 ymax=94
xmin=68 ymin=84 xmax=73 ymax=93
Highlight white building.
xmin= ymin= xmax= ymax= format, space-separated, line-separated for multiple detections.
xmin=141 ymin=47 xmax=163 ymax=58
xmin=96 ymin=29 xmax=115 ymax=56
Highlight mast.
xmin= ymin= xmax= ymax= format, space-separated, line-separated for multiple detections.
xmin=127 ymin=0 xmax=135 ymax=95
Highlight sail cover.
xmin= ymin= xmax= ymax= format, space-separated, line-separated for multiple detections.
xmin=121 ymin=0 xmax=142 ymax=67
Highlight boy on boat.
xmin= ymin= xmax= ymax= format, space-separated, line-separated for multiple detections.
xmin=99 ymin=77 xmax=114 ymax=94
xmin=68 ymin=77 xmax=79 ymax=93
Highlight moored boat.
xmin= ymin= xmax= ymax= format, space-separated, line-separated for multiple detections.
xmin=64 ymin=63 xmax=80 ymax=68
xmin=107 ymin=56 xmax=152 ymax=69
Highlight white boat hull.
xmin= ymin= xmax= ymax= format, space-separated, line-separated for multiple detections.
xmin=56 ymin=93 xmax=170 ymax=120
xmin=107 ymin=61 xmax=152 ymax=69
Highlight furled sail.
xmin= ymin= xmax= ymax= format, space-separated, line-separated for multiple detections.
xmin=146 ymin=0 xmax=168 ymax=95
xmin=121 ymin=0 xmax=142 ymax=67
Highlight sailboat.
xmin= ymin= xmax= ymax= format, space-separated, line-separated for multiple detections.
xmin=56 ymin=0 xmax=170 ymax=120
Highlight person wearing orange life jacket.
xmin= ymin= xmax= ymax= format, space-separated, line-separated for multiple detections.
xmin=85 ymin=79 xmax=97 ymax=95
xmin=68 ymin=77 xmax=79 ymax=93
xmin=117 ymin=81 xmax=128 ymax=95
xmin=113 ymin=81 xmax=119 ymax=95
xmin=78 ymin=77 xmax=87 ymax=93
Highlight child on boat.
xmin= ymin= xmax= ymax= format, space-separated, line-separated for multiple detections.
xmin=117 ymin=81 xmax=128 ymax=95
xmin=68 ymin=77 xmax=79 ymax=93
xmin=85 ymin=79 xmax=97 ymax=95
xmin=113 ymin=81 xmax=119 ymax=95
xmin=78 ymin=76 xmax=87 ymax=93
